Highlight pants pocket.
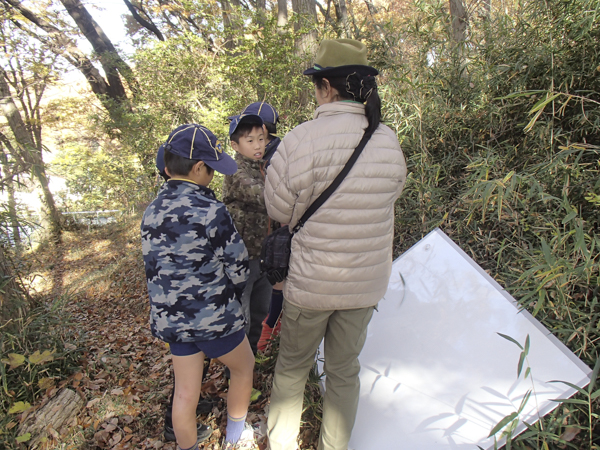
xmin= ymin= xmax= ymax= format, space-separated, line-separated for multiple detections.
xmin=355 ymin=306 xmax=375 ymax=347
xmin=281 ymin=301 xmax=302 ymax=352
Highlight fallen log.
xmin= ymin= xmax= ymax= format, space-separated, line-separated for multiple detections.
xmin=18 ymin=388 xmax=85 ymax=448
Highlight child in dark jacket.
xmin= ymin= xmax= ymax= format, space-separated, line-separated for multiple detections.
xmin=142 ymin=124 xmax=256 ymax=450
xmin=222 ymin=102 xmax=284 ymax=354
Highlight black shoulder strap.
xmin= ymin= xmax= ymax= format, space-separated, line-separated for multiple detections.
xmin=292 ymin=131 xmax=372 ymax=233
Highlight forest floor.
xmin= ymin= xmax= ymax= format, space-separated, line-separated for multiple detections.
xmin=22 ymin=215 xmax=321 ymax=450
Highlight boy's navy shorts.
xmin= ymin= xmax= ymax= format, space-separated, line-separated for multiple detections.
xmin=169 ymin=329 xmax=245 ymax=358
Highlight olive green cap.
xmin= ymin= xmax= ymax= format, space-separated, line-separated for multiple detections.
xmin=303 ymin=39 xmax=378 ymax=77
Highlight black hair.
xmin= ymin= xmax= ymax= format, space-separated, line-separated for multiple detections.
xmin=230 ymin=123 xmax=264 ymax=144
xmin=312 ymin=73 xmax=381 ymax=137
xmin=164 ymin=149 xmax=214 ymax=177
xmin=264 ymin=121 xmax=277 ymax=135
xmin=159 ymin=170 xmax=170 ymax=182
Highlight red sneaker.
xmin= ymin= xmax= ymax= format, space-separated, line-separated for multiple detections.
xmin=257 ymin=320 xmax=275 ymax=352
xmin=273 ymin=318 xmax=282 ymax=336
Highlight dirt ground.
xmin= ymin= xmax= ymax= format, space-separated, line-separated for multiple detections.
xmin=21 ymin=216 xmax=321 ymax=450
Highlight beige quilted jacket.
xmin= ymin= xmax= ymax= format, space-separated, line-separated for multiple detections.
xmin=264 ymin=101 xmax=407 ymax=310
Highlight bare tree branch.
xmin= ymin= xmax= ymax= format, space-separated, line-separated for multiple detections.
xmin=122 ymin=0 xmax=165 ymax=41
xmin=0 ymin=0 xmax=114 ymax=106
xmin=59 ymin=0 xmax=138 ymax=97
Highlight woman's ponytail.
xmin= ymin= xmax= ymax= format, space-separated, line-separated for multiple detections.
xmin=313 ymin=72 xmax=381 ymax=137
xmin=344 ymin=72 xmax=381 ymax=136
xmin=363 ymin=82 xmax=381 ymax=137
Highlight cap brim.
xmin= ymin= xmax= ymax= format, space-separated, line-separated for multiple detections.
xmin=205 ymin=153 xmax=238 ymax=176
xmin=303 ymin=64 xmax=379 ymax=77
xmin=156 ymin=144 xmax=166 ymax=173
xmin=238 ymin=114 xmax=263 ymax=125
xmin=229 ymin=114 xmax=264 ymax=136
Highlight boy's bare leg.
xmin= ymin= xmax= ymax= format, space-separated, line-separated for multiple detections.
xmin=217 ymin=335 xmax=255 ymax=418
xmin=172 ymin=352 xmax=205 ymax=449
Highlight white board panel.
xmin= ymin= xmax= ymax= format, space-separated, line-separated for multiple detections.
xmin=343 ymin=228 xmax=591 ymax=450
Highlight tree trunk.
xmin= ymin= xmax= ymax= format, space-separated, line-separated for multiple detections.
xmin=277 ymin=0 xmax=288 ymax=28
xmin=6 ymin=177 xmax=19 ymax=244
xmin=0 ymin=68 xmax=61 ymax=243
xmin=59 ymin=0 xmax=138 ymax=97
xmin=220 ymin=0 xmax=243 ymax=50
xmin=255 ymin=0 xmax=267 ymax=27
xmin=0 ymin=0 xmax=125 ymax=114
xmin=0 ymin=146 xmax=20 ymax=244
xmin=483 ymin=0 xmax=491 ymax=17
xmin=364 ymin=0 xmax=377 ymax=16
xmin=0 ymin=243 xmax=26 ymax=325
xmin=449 ymin=0 xmax=468 ymax=42
xmin=335 ymin=0 xmax=350 ymax=38
xmin=292 ymin=0 xmax=318 ymax=56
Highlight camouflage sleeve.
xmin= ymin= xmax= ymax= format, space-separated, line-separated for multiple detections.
xmin=221 ymin=174 xmax=236 ymax=205
xmin=206 ymin=203 xmax=250 ymax=290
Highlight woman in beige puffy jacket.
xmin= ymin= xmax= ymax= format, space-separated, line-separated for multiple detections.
xmin=264 ymin=39 xmax=407 ymax=450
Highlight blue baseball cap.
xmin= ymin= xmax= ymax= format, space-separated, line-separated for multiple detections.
xmin=229 ymin=101 xmax=279 ymax=125
xmin=228 ymin=114 xmax=263 ymax=137
xmin=164 ymin=124 xmax=238 ymax=176
xmin=156 ymin=144 xmax=168 ymax=180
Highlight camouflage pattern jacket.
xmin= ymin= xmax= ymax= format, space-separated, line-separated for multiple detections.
xmin=141 ymin=180 xmax=249 ymax=343
xmin=222 ymin=152 xmax=271 ymax=259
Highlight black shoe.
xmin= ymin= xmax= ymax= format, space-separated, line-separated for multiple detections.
xmin=196 ymin=397 xmax=218 ymax=415
xmin=163 ymin=422 xmax=213 ymax=442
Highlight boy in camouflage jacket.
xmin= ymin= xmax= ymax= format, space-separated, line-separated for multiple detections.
xmin=142 ymin=124 xmax=257 ymax=450
xmin=222 ymin=102 xmax=282 ymax=354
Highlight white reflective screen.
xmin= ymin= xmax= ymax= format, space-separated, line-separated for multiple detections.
xmin=346 ymin=229 xmax=590 ymax=450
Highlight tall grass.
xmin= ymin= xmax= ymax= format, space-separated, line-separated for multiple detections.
xmin=376 ymin=0 xmax=599 ymax=447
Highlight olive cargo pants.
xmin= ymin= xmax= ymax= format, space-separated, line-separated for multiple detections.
xmin=267 ymin=300 xmax=374 ymax=450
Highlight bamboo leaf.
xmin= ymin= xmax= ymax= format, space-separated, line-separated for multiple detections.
xmin=524 ymin=107 xmax=545 ymax=133
xmin=497 ymin=187 xmax=504 ymax=221
xmin=496 ymin=90 xmax=546 ymax=100
xmin=550 ymin=398 xmax=589 ymax=405
xmin=502 ymin=171 xmax=515 ymax=183
xmin=517 ymin=390 xmax=532 ymax=414
xmin=587 ymin=356 xmax=600 ymax=395
xmin=532 ymin=289 xmax=546 ymax=317
xmin=548 ymin=380 xmax=588 ymax=396
xmin=562 ymin=211 xmax=577 ymax=224
xmin=488 ymin=411 xmax=518 ymax=437
xmin=517 ymin=351 xmax=526 ymax=378
xmin=541 ymin=239 xmax=554 ymax=265
xmin=497 ymin=333 xmax=524 ymax=350
xmin=529 ymin=93 xmax=561 ymax=113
